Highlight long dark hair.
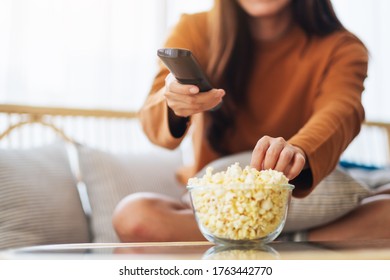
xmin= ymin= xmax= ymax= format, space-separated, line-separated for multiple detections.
xmin=206 ymin=0 xmax=344 ymax=155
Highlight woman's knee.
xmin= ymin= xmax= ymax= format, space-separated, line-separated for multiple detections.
xmin=112 ymin=192 xmax=175 ymax=242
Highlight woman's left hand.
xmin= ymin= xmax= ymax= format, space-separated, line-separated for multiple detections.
xmin=250 ymin=136 xmax=307 ymax=180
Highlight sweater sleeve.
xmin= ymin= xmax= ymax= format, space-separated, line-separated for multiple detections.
xmin=288 ymin=34 xmax=368 ymax=197
xmin=139 ymin=14 xmax=203 ymax=149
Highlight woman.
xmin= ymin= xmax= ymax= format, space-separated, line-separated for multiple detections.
xmin=113 ymin=0 xmax=389 ymax=242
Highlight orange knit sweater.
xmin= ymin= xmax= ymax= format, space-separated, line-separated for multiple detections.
xmin=139 ymin=12 xmax=368 ymax=197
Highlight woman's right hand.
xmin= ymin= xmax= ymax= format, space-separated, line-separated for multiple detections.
xmin=164 ymin=73 xmax=225 ymax=117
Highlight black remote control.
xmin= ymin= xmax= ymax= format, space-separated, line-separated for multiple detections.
xmin=157 ymin=48 xmax=213 ymax=92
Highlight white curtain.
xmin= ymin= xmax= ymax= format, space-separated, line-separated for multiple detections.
xmin=0 ymin=0 xmax=212 ymax=111
xmin=0 ymin=0 xmax=388 ymax=121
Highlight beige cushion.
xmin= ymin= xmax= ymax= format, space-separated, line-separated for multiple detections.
xmin=77 ymin=145 xmax=184 ymax=243
xmin=195 ymin=151 xmax=372 ymax=232
xmin=0 ymin=144 xmax=91 ymax=249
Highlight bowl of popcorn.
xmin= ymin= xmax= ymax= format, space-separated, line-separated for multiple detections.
xmin=187 ymin=163 xmax=294 ymax=246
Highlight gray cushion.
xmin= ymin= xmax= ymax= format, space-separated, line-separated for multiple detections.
xmin=195 ymin=151 xmax=372 ymax=232
xmin=77 ymin=145 xmax=184 ymax=243
xmin=0 ymin=144 xmax=91 ymax=249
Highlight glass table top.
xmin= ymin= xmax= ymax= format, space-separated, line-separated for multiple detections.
xmin=2 ymin=240 xmax=390 ymax=260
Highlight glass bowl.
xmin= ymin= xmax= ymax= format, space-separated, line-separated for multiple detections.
xmin=187 ymin=183 xmax=294 ymax=246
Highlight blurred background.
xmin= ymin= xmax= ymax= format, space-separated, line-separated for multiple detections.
xmin=0 ymin=0 xmax=389 ymax=121
xmin=1 ymin=0 xmax=389 ymax=164
xmin=0 ymin=0 xmax=213 ymax=111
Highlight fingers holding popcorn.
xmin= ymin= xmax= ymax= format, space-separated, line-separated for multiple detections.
xmin=251 ymin=136 xmax=307 ymax=180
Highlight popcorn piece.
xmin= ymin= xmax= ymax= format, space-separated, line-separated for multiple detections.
xmin=188 ymin=163 xmax=292 ymax=241
xmin=205 ymin=247 xmax=279 ymax=260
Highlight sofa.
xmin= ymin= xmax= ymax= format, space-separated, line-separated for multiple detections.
xmin=1 ymin=104 xmax=390 ymax=249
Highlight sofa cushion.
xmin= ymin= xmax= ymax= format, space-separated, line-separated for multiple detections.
xmin=195 ymin=151 xmax=372 ymax=232
xmin=77 ymin=145 xmax=184 ymax=243
xmin=344 ymin=167 xmax=390 ymax=189
xmin=0 ymin=143 xmax=91 ymax=249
